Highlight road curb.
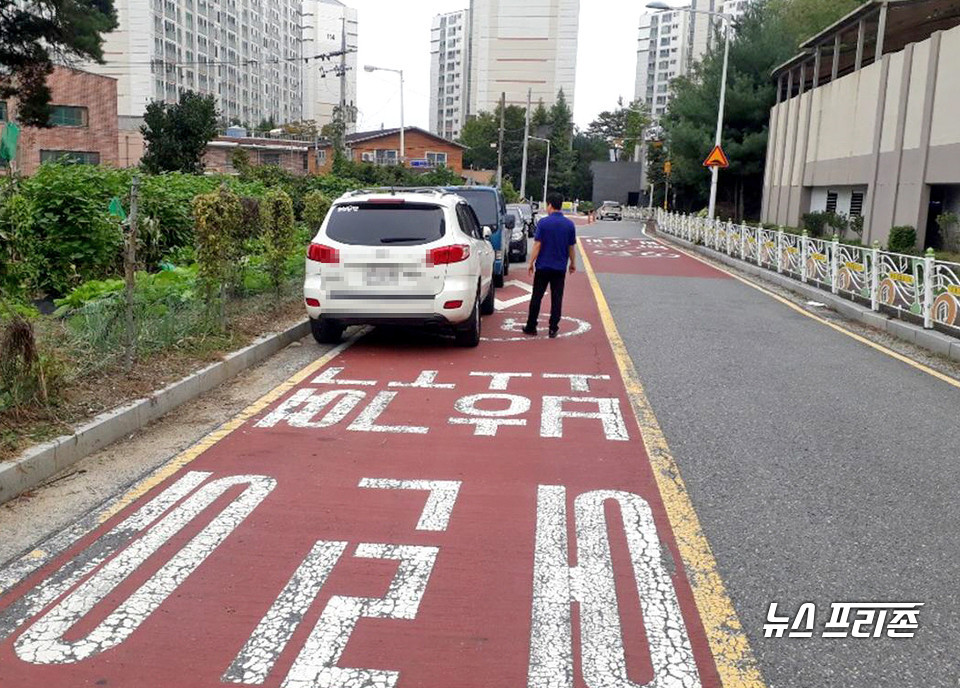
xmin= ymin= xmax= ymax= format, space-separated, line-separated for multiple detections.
xmin=0 ymin=319 xmax=311 ymax=505
xmin=657 ymin=232 xmax=960 ymax=364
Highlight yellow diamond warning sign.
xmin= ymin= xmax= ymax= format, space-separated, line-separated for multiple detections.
xmin=703 ymin=145 xmax=729 ymax=168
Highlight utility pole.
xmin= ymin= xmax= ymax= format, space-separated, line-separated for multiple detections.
xmin=339 ymin=16 xmax=347 ymax=128
xmin=496 ymin=91 xmax=505 ymax=188
xmin=520 ymin=87 xmax=531 ymax=199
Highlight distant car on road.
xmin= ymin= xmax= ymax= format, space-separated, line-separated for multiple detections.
xmin=507 ymin=202 xmax=536 ymax=237
xmin=598 ymin=201 xmax=623 ymax=221
xmin=506 ymin=207 xmax=528 ymax=261
xmin=304 ymin=188 xmax=496 ymax=347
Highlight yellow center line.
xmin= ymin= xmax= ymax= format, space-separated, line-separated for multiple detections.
xmin=650 ymin=232 xmax=960 ymax=391
xmin=577 ymin=237 xmax=766 ymax=688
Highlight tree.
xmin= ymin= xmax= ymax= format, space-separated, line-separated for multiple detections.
xmin=660 ymin=0 xmax=862 ymax=218
xmin=282 ymin=120 xmax=318 ymax=138
xmin=458 ymin=111 xmax=498 ymax=170
xmin=569 ymin=131 xmax=609 ymax=201
xmin=546 ymin=90 xmax=576 ymax=196
xmin=587 ymin=97 xmax=649 ymax=160
xmin=140 ymin=91 xmax=218 ymax=174
xmin=0 ymin=0 xmax=117 ymax=126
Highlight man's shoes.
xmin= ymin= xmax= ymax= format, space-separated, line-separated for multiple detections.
xmin=548 ymin=328 xmax=559 ymax=338
xmin=522 ymin=326 xmax=537 ymax=336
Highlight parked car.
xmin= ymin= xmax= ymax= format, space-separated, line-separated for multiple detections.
xmin=304 ymin=188 xmax=496 ymax=347
xmin=508 ymin=202 xmax=536 ymax=237
xmin=506 ymin=207 xmax=528 ymax=261
xmin=598 ymin=201 xmax=623 ymax=221
xmin=444 ymin=186 xmax=515 ymax=286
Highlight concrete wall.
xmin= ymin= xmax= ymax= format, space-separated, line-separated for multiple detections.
xmin=762 ymin=22 xmax=960 ymax=248
xmin=590 ymin=161 xmax=644 ymax=206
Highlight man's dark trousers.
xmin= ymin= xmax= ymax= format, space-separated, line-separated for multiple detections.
xmin=526 ymin=268 xmax=566 ymax=332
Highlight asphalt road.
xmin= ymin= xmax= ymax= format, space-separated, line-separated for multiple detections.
xmin=0 ymin=217 xmax=956 ymax=687
xmin=581 ymin=218 xmax=960 ymax=687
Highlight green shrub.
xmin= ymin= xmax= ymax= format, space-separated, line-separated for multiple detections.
xmin=800 ymin=211 xmax=841 ymax=238
xmin=0 ymin=192 xmax=42 ymax=299
xmin=303 ymin=190 xmax=331 ymax=232
xmin=260 ymin=189 xmax=296 ymax=293
xmin=193 ymin=186 xmax=243 ymax=320
xmin=887 ymin=225 xmax=917 ymax=254
xmin=19 ymin=164 xmax=129 ymax=295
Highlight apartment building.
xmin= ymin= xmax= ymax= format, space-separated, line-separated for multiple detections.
xmin=634 ymin=0 xmax=730 ymax=118
xmin=302 ymin=0 xmax=358 ymax=133
xmin=430 ymin=9 xmax=470 ymax=140
xmin=467 ymin=0 xmax=580 ymax=115
xmin=84 ymin=0 xmax=303 ymax=129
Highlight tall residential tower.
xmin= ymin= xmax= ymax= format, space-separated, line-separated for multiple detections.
xmin=302 ymin=0 xmax=358 ymax=133
xmin=430 ymin=9 xmax=470 ymax=140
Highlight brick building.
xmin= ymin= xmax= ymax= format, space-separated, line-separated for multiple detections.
xmin=205 ymin=136 xmax=311 ymax=176
xmin=0 ymin=67 xmax=119 ymax=175
xmin=315 ymin=127 xmax=465 ymax=175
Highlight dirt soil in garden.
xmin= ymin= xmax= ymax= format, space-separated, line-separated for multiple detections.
xmin=0 ymin=297 xmax=306 ymax=462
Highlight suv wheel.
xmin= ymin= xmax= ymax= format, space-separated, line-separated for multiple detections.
xmin=480 ymin=280 xmax=495 ymax=315
xmin=311 ymin=318 xmax=343 ymax=345
xmin=455 ymin=290 xmax=481 ymax=347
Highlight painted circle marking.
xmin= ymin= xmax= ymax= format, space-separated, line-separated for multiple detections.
xmin=482 ymin=311 xmax=592 ymax=341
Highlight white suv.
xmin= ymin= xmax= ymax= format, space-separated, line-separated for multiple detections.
xmin=304 ymin=188 xmax=496 ymax=347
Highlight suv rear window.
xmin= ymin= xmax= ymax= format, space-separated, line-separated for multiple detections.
xmin=326 ymin=203 xmax=446 ymax=246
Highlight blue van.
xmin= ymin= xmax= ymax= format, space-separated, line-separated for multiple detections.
xmin=444 ymin=186 xmax=515 ymax=286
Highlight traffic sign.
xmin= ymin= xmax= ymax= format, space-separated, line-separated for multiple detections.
xmin=410 ymin=159 xmax=430 ymax=168
xmin=664 ymin=160 xmax=672 ymax=177
xmin=703 ymin=145 xmax=729 ymax=168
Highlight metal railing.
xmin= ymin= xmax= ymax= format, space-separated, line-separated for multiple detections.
xmin=654 ymin=210 xmax=960 ymax=337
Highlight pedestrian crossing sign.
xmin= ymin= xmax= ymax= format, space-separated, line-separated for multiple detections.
xmin=703 ymin=145 xmax=729 ymax=168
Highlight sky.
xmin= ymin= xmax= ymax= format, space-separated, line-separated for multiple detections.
xmin=350 ymin=0 xmax=647 ymax=133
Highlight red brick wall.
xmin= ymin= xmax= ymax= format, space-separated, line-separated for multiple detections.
xmin=1 ymin=67 xmax=119 ymax=175
xmin=349 ymin=131 xmax=464 ymax=173
xmin=204 ymin=139 xmax=310 ymax=176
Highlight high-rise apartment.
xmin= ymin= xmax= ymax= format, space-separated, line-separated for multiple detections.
xmin=302 ymin=0 xmax=358 ymax=133
xmin=85 ymin=0 xmax=303 ymax=128
xmin=467 ymin=0 xmax=580 ymax=116
xmin=430 ymin=10 xmax=470 ymax=140
xmin=634 ymin=0 xmax=724 ymax=119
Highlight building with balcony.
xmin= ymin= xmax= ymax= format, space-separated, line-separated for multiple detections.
xmin=83 ymin=0 xmax=303 ymax=130
xmin=467 ymin=0 xmax=580 ymax=115
xmin=302 ymin=0 xmax=358 ymax=133
xmin=430 ymin=9 xmax=470 ymax=140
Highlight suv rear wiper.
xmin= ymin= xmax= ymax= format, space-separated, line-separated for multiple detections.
xmin=380 ymin=237 xmax=427 ymax=243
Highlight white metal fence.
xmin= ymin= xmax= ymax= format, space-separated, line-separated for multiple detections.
xmin=653 ymin=210 xmax=960 ymax=337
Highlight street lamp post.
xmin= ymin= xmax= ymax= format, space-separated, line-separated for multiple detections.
xmin=646 ymin=2 xmax=731 ymax=220
xmin=364 ymin=65 xmax=405 ymax=165
xmin=528 ymin=135 xmax=551 ymax=210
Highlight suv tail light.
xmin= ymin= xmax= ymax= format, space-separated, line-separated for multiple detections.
xmin=427 ymin=244 xmax=470 ymax=266
xmin=307 ymin=243 xmax=339 ymax=263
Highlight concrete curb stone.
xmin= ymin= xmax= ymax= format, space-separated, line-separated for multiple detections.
xmin=0 ymin=320 xmax=311 ymax=505
xmin=657 ymin=231 xmax=960 ymax=364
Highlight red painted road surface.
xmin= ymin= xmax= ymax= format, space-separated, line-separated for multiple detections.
xmin=580 ymin=236 xmax=727 ymax=279
xmin=0 ymin=249 xmax=723 ymax=687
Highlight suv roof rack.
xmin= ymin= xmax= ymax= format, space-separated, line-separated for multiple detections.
xmin=344 ymin=187 xmax=455 ymax=198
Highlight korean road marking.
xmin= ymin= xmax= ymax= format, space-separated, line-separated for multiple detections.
xmin=578 ymin=238 xmax=766 ymax=687
xmin=358 ymin=478 xmax=462 ymax=531
xmin=481 ymin=312 xmax=592 ymax=342
xmin=495 ymin=279 xmax=534 ymax=310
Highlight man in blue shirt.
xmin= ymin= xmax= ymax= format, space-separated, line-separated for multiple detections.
xmin=524 ymin=191 xmax=577 ymax=338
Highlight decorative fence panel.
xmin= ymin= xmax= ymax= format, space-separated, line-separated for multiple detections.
xmin=652 ymin=209 xmax=960 ymax=337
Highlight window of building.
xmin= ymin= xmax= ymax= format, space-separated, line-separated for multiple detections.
xmin=374 ymin=149 xmax=398 ymax=165
xmin=849 ymin=192 xmax=864 ymax=217
xmin=426 ymin=151 xmax=447 ymax=167
xmin=40 ymin=150 xmax=100 ymax=165
xmin=261 ymin=151 xmax=281 ymax=166
xmin=49 ymin=105 xmax=88 ymax=127
xmin=0 ymin=101 xmax=6 ymax=122
xmin=825 ymin=191 xmax=838 ymax=213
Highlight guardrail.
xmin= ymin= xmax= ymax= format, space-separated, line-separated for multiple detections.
xmin=654 ymin=210 xmax=960 ymax=337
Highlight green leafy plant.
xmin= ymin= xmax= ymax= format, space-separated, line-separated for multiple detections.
xmin=887 ymin=225 xmax=917 ymax=254
xmin=193 ymin=186 xmax=242 ymax=323
xmin=303 ymin=190 xmax=331 ymax=232
xmin=800 ymin=211 xmax=839 ymax=238
xmin=141 ymin=91 xmax=218 ymax=174
xmin=936 ymin=211 xmax=960 ymax=253
xmin=848 ymin=214 xmax=864 ymax=240
xmin=260 ymin=189 xmax=296 ymax=294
